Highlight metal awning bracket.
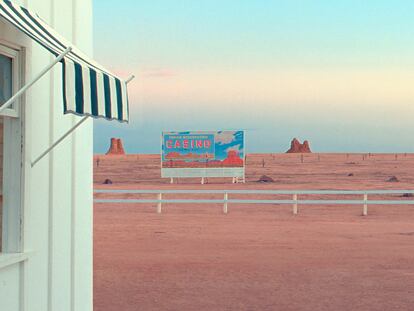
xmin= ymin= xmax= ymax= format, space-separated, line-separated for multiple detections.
xmin=30 ymin=74 xmax=135 ymax=167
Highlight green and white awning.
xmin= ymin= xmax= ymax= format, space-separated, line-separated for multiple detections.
xmin=0 ymin=0 xmax=129 ymax=122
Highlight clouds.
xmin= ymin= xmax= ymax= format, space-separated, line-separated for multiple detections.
xmin=215 ymin=131 xmax=236 ymax=145
xmin=213 ymin=131 xmax=245 ymax=159
xmin=125 ymin=68 xmax=414 ymax=114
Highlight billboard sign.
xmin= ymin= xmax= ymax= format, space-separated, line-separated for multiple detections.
xmin=161 ymin=131 xmax=245 ymax=178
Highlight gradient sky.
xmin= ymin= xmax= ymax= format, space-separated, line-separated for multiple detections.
xmin=93 ymin=0 xmax=414 ymax=154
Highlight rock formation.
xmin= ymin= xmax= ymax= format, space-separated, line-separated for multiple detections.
xmin=286 ymin=138 xmax=312 ymax=153
xmin=106 ymin=138 xmax=126 ymax=155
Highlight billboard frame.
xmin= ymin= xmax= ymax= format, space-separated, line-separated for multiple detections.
xmin=160 ymin=130 xmax=246 ymax=181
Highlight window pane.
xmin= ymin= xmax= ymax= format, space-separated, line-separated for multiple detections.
xmin=0 ymin=54 xmax=13 ymax=107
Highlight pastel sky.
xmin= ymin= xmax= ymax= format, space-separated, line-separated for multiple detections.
xmin=93 ymin=0 xmax=414 ymax=153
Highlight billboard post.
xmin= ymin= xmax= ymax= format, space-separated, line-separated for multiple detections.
xmin=161 ymin=130 xmax=245 ymax=181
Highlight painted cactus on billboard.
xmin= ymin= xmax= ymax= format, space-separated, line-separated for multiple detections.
xmin=161 ymin=131 xmax=245 ymax=177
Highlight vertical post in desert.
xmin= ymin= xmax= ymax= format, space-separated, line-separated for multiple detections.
xmin=293 ymin=194 xmax=298 ymax=215
xmin=157 ymin=193 xmax=162 ymax=214
xmin=362 ymin=194 xmax=368 ymax=216
xmin=223 ymin=192 xmax=228 ymax=214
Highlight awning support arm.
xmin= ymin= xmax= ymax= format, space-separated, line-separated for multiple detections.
xmin=0 ymin=47 xmax=72 ymax=115
xmin=31 ymin=74 xmax=135 ymax=167
xmin=31 ymin=116 xmax=89 ymax=167
xmin=125 ymin=75 xmax=135 ymax=83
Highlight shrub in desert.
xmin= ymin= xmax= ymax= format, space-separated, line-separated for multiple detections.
xmin=387 ymin=176 xmax=399 ymax=183
xmin=257 ymin=175 xmax=274 ymax=183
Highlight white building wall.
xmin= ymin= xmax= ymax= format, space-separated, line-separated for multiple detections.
xmin=0 ymin=0 xmax=93 ymax=310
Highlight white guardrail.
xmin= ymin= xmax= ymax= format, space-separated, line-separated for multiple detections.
xmin=94 ymin=189 xmax=414 ymax=216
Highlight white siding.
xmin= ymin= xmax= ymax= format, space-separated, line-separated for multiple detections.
xmin=0 ymin=119 xmax=3 ymax=250
xmin=0 ymin=263 xmax=21 ymax=310
xmin=0 ymin=0 xmax=93 ymax=310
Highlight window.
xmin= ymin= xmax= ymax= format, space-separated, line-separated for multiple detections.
xmin=0 ymin=43 xmax=22 ymax=254
xmin=0 ymin=55 xmax=12 ymax=106
xmin=0 ymin=43 xmax=20 ymax=117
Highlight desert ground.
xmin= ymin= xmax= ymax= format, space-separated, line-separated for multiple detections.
xmin=94 ymin=153 xmax=414 ymax=311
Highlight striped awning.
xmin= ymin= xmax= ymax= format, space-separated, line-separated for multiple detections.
xmin=0 ymin=0 xmax=129 ymax=122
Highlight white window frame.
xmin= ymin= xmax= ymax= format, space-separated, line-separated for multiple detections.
xmin=0 ymin=42 xmax=21 ymax=118
xmin=0 ymin=41 xmax=23 ymax=256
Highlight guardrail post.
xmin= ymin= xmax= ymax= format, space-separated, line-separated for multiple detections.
xmin=293 ymin=194 xmax=298 ymax=215
xmin=157 ymin=193 xmax=162 ymax=214
xmin=362 ymin=194 xmax=368 ymax=216
xmin=223 ymin=192 xmax=228 ymax=214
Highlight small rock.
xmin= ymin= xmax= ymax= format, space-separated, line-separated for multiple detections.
xmin=103 ymin=178 xmax=113 ymax=184
xmin=257 ymin=175 xmax=274 ymax=183
xmin=401 ymin=193 xmax=413 ymax=198
xmin=348 ymin=173 xmax=354 ymax=176
xmin=387 ymin=176 xmax=399 ymax=183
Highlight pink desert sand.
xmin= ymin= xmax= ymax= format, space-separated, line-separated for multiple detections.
xmin=94 ymin=151 xmax=414 ymax=311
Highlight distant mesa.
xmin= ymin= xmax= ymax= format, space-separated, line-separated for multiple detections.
xmin=106 ymin=138 xmax=125 ymax=155
xmin=286 ymin=138 xmax=312 ymax=153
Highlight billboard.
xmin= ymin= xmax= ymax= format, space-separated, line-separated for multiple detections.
xmin=161 ymin=131 xmax=245 ymax=178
